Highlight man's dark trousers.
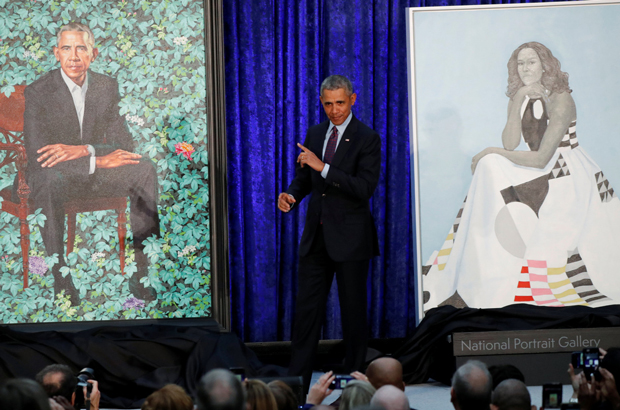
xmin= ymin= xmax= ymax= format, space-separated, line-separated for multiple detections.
xmin=288 ymin=225 xmax=370 ymax=391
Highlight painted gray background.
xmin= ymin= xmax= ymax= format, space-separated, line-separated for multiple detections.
xmin=412 ymin=2 xmax=620 ymax=262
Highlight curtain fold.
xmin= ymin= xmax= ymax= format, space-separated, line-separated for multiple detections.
xmin=223 ymin=0 xmax=559 ymax=342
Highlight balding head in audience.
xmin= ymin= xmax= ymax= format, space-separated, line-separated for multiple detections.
xmin=196 ymin=369 xmax=245 ymax=410
xmin=491 ymin=379 xmax=534 ymax=410
xmin=450 ymin=360 xmax=493 ymax=410
xmin=371 ymin=385 xmax=409 ymax=410
xmin=366 ymin=358 xmax=406 ymax=391
xmin=35 ymin=364 xmax=77 ymax=403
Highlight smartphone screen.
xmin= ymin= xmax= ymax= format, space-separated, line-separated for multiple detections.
xmin=543 ymin=383 xmax=563 ymax=409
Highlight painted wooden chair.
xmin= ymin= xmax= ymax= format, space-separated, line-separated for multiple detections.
xmin=0 ymin=85 xmax=128 ymax=288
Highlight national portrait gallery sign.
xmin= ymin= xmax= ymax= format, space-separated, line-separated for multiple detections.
xmin=453 ymin=328 xmax=620 ymax=356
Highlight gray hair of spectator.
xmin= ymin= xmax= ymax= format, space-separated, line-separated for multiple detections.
xmin=196 ymin=369 xmax=245 ymax=410
xmin=340 ymin=380 xmax=377 ymax=410
xmin=57 ymin=22 xmax=95 ymax=50
xmin=35 ymin=364 xmax=77 ymax=401
xmin=491 ymin=379 xmax=531 ymax=410
xmin=371 ymin=385 xmax=409 ymax=410
xmin=0 ymin=378 xmax=52 ymax=410
xmin=320 ymin=75 xmax=354 ymax=97
xmin=451 ymin=360 xmax=493 ymax=410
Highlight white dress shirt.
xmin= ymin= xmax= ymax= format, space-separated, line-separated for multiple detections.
xmin=60 ymin=69 xmax=96 ymax=174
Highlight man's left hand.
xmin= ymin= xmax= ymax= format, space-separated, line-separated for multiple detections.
xmin=37 ymin=144 xmax=90 ymax=168
xmin=297 ymin=143 xmax=324 ymax=172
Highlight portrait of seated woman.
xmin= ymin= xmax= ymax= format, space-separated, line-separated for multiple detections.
xmin=423 ymin=41 xmax=620 ymax=310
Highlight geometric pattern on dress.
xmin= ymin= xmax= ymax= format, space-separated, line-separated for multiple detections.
xmin=558 ymin=121 xmax=578 ymax=149
xmin=513 ymin=259 xmax=586 ymax=306
xmin=423 ymin=196 xmax=467 ymax=272
xmin=548 ymin=153 xmax=570 ymax=180
xmin=595 ymin=171 xmax=615 ymax=202
xmin=453 ymin=196 xmax=467 ymax=236
xmin=565 ymin=248 xmax=610 ymax=305
xmin=501 ymin=175 xmax=549 ymax=217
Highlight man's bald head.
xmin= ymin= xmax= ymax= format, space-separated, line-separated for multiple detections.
xmin=491 ymin=379 xmax=532 ymax=410
xmin=450 ymin=360 xmax=492 ymax=410
xmin=371 ymin=385 xmax=409 ymax=410
xmin=366 ymin=358 xmax=405 ymax=391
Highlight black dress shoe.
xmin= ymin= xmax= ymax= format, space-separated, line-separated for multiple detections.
xmin=128 ymin=274 xmax=157 ymax=302
xmin=53 ymin=275 xmax=81 ymax=306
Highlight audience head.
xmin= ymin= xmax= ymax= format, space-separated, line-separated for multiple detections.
xmin=491 ymin=379 xmax=534 ymax=410
xmin=366 ymin=357 xmax=406 ymax=391
xmin=0 ymin=378 xmax=52 ymax=410
xmin=370 ymin=385 xmax=409 ymax=410
xmin=141 ymin=384 xmax=193 ymax=410
xmin=488 ymin=365 xmax=525 ymax=390
xmin=244 ymin=379 xmax=277 ymax=410
xmin=450 ymin=360 xmax=493 ymax=410
xmin=340 ymin=380 xmax=376 ymax=410
xmin=35 ymin=364 xmax=77 ymax=403
xmin=196 ymin=369 xmax=245 ymax=410
xmin=267 ymin=380 xmax=298 ymax=410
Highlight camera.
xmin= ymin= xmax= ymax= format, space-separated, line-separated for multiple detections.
xmin=76 ymin=367 xmax=95 ymax=399
xmin=329 ymin=375 xmax=353 ymax=390
xmin=571 ymin=348 xmax=601 ymax=381
xmin=76 ymin=367 xmax=95 ymax=388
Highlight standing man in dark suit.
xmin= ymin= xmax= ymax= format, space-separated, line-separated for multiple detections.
xmin=278 ymin=75 xmax=381 ymax=390
xmin=22 ymin=22 xmax=159 ymax=304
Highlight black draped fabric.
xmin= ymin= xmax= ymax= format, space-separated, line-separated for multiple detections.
xmin=395 ymin=304 xmax=620 ymax=385
xmin=0 ymin=325 xmax=276 ymax=409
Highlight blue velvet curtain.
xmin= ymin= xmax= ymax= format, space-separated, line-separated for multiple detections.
xmin=223 ymin=0 xmax=555 ymax=342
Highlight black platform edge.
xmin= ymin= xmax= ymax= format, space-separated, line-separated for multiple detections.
xmin=5 ymin=317 xmax=222 ymax=333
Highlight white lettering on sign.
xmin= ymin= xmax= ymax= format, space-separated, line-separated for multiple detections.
xmin=461 ymin=339 xmax=510 ymax=351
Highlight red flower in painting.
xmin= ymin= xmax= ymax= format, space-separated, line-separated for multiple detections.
xmin=175 ymin=142 xmax=195 ymax=160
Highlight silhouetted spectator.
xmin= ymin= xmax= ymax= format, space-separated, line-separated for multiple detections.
xmin=491 ymin=379 xmax=534 ymax=410
xmin=268 ymin=380 xmax=298 ymax=410
xmin=571 ymin=347 xmax=620 ymax=410
xmin=340 ymin=380 xmax=376 ymax=410
xmin=244 ymin=379 xmax=277 ymax=410
xmin=0 ymin=378 xmax=52 ymax=410
xmin=450 ymin=360 xmax=492 ymax=410
xmin=196 ymin=369 xmax=245 ymax=410
xmin=35 ymin=364 xmax=100 ymax=410
xmin=488 ymin=365 xmax=525 ymax=390
xmin=141 ymin=384 xmax=193 ymax=410
xmin=371 ymin=385 xmax=409 ymax=410
xmin=351 ymin=358 xmax=406 ymax=391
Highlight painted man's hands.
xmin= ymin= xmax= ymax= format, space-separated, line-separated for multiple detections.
xmin=37 ymin=144 xmax=90 ymax=168
xmin=95 ymin=149 xmax=141 ymax=169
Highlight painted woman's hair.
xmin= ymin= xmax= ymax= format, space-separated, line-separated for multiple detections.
xmin=506 ymin=42 xmax=571 ymax=99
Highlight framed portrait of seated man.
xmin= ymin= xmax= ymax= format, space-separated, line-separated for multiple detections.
xmin=0 ymin=0 xmax=228 ymax=327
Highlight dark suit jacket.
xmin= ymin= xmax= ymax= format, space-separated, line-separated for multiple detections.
xmin=286 ymin=115 xmax=381 ymax=262
xmin=23 ymin=68 xmax=134 ymax=184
